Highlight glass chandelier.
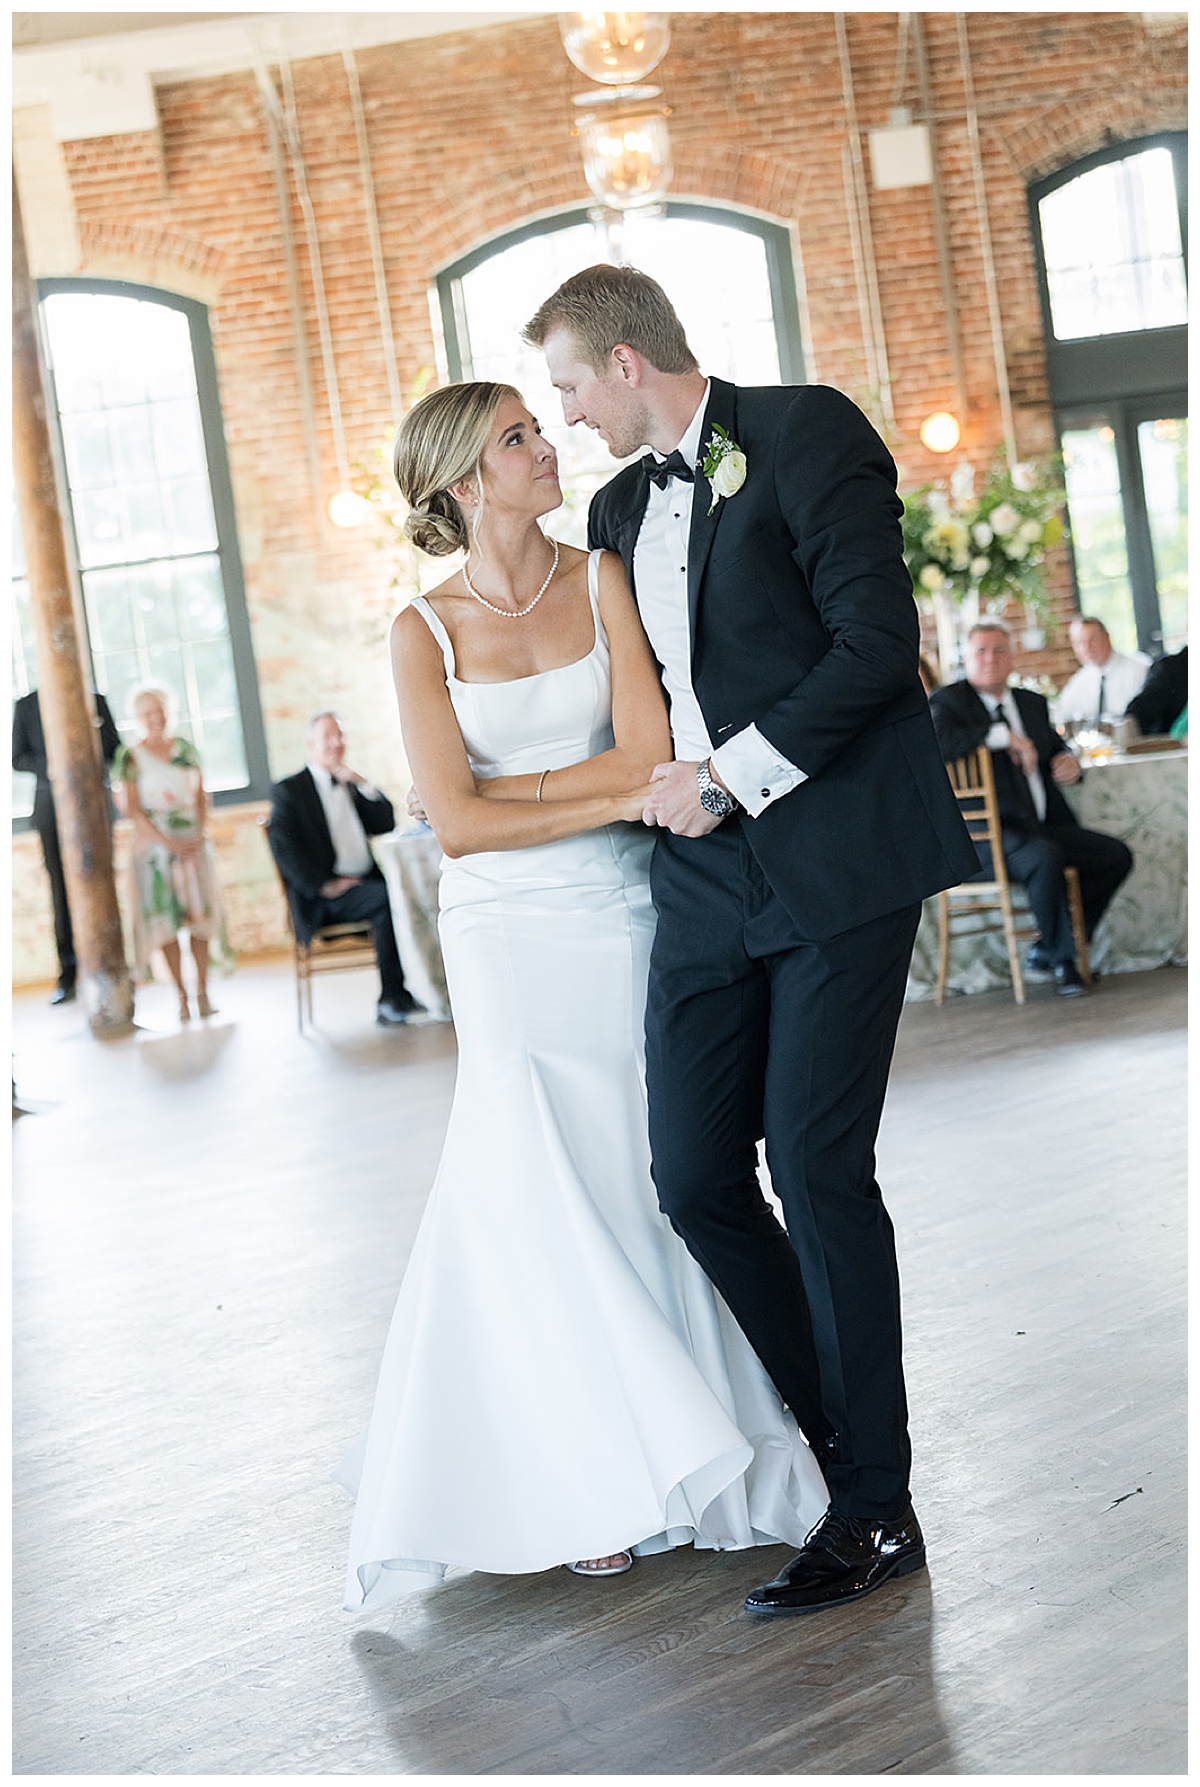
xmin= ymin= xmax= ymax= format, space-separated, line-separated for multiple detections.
xmin=562 ymin=13 xmax=673 ymax=214
xmin=559 ymin=11 xmax=671 ymax=85
xmin=576 ymin=86 xmax=673 ymax=211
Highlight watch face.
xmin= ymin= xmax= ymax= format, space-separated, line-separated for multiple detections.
xmin=699 ymin=784 xmax=733 ymax=816
xmin=697 ymin=760 xmax=734 ymax=817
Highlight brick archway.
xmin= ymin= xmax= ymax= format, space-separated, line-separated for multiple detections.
xmin=75 ymin=221 xmax=230 ymax=306
xmin=1000 ymin=96 xmax=1187 ymax=187
xmin=412 ymin=148 xmax=810 ymax=282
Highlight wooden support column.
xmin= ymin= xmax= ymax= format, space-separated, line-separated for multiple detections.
xmin=11 ymin=172 xmax=134 ymax=1036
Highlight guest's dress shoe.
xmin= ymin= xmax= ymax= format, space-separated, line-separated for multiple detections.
xmin=376 ymin=995 xmax=422 ymax=1026
xmin=744 ymin=1504 xmax=926 ymax=1617
xmin=1025 ymin=944 xmax=1053 ymax=973
xmin=1054 ymin=960 xmax=1088 ymax=997
xmin=49 ymin=982 xmax=76 ymax=1006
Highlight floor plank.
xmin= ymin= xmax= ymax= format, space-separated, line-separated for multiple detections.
xmin=11 ymin=960 xmax=1187 ymax=1774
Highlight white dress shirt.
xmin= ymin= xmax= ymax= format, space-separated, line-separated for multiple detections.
xmin=983 ymin=691 xmax=1047 ymax=821
xmin=633 ymin=385 xmax=807 ymax=818
xmin=1054 ymin=650 xmax=1150 ymax=725
xmin=307 ymin=764 xmax=376 ymax=876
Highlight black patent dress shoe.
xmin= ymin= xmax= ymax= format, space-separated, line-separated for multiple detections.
xmin=1054 ymin=960 xmax=1088 ymax=997
xmin=744 ymin=1504 xmax=926 ymax=1616
xmin=1025 ymin=943 xmax=1053 ymax=973
xmin=49 ymin=982 xmax=76 ymax=1006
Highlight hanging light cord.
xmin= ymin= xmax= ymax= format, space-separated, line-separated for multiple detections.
xmin=250 ymin=43 xmax=325 ymax=531
xmin=957 ymin=11 xmax=1017 ymax=468
xmin=835 ymin=13 xmax=894 ymax=429
xmin=255 ymin=51 xmax=354 ymax=496
xmin=341 ymin=38 xmax=404 ymax=425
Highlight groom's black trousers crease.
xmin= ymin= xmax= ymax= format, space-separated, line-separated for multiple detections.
xmin=645 ymin=820 xmax=919 ymax=1524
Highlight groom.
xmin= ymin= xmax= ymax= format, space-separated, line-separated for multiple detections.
xmin=524 ymin=266 xmax=977 ymax=1616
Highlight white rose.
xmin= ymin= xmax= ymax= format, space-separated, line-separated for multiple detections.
xmin=970 ymin=556 xmax=991 ymax=579
xmin=1007 ymin=539 xmax=1028 ymax=560
xmin=972 ymin=522 xmax=994 ymax=547
xmin=989 ymin=502 xmax=1020 ymax=536
xmin=710 ymin=449 xmax=747 ymax=500
xmin=1018 ymin=519 xmax=1042 ymax=544
xmin=918 ymin=564 xmax=945 ymax=592
xmin=950 ymin=462 xmax=976 ymax=505
xmin=923 ymin=521 xmax=970 ymax=563
xmin=927 ymin=490 xmax=951 ymax=522
xmin=1011 ymin=462 xmax=1037 ymax=492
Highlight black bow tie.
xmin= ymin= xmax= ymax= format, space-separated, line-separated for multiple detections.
xmin=644 ymin=449 xmax=696 ymax=488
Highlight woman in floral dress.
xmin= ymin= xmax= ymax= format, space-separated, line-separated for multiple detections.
xmin=114 ymin=687 xmax=232 ymax=1021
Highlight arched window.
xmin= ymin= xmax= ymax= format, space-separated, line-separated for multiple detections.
xmin=12 ymin=280 xmax=268 ymax=827
xmin=436 ymin=205 xmax=805 ymax=542
xmin=1030 ymin=135 xmax=1186 ymax=655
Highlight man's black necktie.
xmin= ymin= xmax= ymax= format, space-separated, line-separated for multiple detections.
xmin=644 ymin=449 xmax=696 ymax=488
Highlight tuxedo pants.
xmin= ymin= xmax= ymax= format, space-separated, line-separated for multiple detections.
xmin=312 ymin=877 xmax=410 ymax=1006
xmin=993 ymin=822 xmax=1133 ymax=964
xmin=645 ymin=822 xmax=920 ymax=1523
xmin=32 ymin=793 xmax=75 ymax=987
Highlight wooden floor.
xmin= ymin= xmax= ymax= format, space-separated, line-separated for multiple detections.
xmin=11 ymin=959 xmax=1187 ymax=1775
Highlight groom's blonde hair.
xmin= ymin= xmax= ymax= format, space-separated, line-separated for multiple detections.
xmin=523 ymin=264 xmax=697 ymax=376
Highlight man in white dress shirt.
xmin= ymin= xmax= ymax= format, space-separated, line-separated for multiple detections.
xmin=1054 ymin=617 xmax=1149 ymax=726
xmin=267 ymin=712 xmax=419 ymax=1024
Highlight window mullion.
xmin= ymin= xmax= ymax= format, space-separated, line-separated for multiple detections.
xmin=1110 ymin=405 xmax=1162 ymax=654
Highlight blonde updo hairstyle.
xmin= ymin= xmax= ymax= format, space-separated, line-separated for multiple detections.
xmin=394 ymin=381 xmax=521 ymax=558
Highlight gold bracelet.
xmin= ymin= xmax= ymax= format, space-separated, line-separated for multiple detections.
xmin=535 ymin=769 xmax=549 ymax=803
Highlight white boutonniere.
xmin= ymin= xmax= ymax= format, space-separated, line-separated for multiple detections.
xmin=702 ymin=423 xmax=747 ymax=516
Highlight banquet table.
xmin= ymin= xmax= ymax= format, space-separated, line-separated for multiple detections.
xmin=377 ymin=761 xmax=1187 ymax=1013
xmin=905 ymin=746 xmax=1187 ymax=1000
xmin=375 ymin=827 xmax=451 ymax=1020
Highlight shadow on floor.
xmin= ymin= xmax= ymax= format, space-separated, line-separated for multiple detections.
xmin=348 ymin=1549 xmax=958 ymax=1774
xmin=135 ymin=1020 xmax=237 ymax=1080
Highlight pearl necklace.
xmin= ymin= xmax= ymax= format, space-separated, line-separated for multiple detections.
xmin=461 ymin=539 xmax=559 ymax=619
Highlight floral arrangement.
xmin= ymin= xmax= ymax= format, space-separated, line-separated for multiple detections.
xmin=901 ymin=456 xmax=1066 ymax=621
xmin=702 ymin=423 xmax=747 ymax=515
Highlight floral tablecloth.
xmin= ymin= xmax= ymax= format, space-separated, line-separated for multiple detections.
xmin=906 ymin=748 xmax=1187 ymax=1000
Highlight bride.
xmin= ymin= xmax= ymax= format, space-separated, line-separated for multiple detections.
xmin=337 ymin=381 xmax=828 ymax=1610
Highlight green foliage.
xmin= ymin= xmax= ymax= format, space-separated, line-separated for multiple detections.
xmin=901 ymin=455 xmax=1067 ymax=621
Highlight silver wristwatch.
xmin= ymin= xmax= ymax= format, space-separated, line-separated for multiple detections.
xmin=697 ymin=758 xmax=738 ymax=818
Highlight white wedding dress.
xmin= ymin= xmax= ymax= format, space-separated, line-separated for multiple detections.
xmin=338 ymin=552 xmax=828 ymax=1613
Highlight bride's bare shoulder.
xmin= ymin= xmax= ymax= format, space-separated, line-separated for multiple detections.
xmin=392 ymin=575 xmax=467 ymax=635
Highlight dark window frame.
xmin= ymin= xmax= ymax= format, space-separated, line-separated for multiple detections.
xmin=436 ymin=202 xmax=807 ymax=386
xmin=13 ymin=277 xmax=270 ymax=834
xmin=1028 ymin=134 xmax=1187 ymax=655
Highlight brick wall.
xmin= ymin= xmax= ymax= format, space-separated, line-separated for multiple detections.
xmin=11 ymin=10 xmax=1186 ymax=982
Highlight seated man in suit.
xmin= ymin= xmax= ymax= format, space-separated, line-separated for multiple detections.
xmin=267 ymin=711 xmax=421 ymax=1025
xmin=12 ymin=686 xmax=122 ymax=1005
xmin=929 ymin=622 xmax=1133 ymax=997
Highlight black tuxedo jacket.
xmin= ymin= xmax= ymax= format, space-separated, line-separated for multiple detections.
xmin=587 ymin=377 xmax=978 ymax=938
xmin=267 ymin=767 xmax=395 ymax=941
xmin=12 ymin=688 xmax=121 ymax=825
xmin=928 ymin=679 xmax=1078 ymax=833
xmin=1125 ymin=645 xmax=1187 ymax=736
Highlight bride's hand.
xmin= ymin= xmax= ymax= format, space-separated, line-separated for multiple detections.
xmin=615 ymin=784 xmax=656 ymax=824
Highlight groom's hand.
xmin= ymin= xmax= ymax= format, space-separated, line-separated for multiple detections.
xmin=642 ymin=761 xmax=723 ymax=837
